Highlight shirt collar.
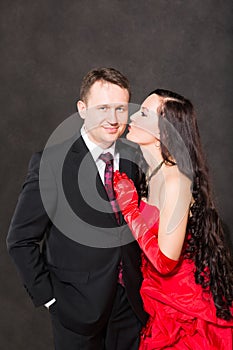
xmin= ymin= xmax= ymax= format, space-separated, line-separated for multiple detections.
xmin=81 ymin=125 xmax=116 ymax=162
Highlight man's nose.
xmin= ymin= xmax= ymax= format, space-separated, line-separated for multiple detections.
xmin=107 ymin=108 xmax=118 ymax=124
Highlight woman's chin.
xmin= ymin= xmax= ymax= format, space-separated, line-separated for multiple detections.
xmin=126 ymin=133 xmax=135 ymax=142
xmin=126 ymin=133 xmax=141 ymax=145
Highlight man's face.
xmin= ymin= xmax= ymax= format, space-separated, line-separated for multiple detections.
xmin=77 ymin=81 xmax=129 ymax=148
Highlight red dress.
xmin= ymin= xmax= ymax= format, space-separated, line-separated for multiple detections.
xmin=138 ymin=201 xmax=233 ymax=350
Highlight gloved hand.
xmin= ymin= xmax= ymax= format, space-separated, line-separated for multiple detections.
xmin=113 ymin=170 xmax=140 ymax=221
xmin=114 ymin=171 xmax=150 ymax=240
xmin=114 ymin=170 xmax=179 ymax=274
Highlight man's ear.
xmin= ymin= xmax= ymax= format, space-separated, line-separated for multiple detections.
xmin=77 ymin=100 xmax=87 ymax=119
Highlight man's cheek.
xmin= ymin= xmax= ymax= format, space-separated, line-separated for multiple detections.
xmin=85 ymin=115 xmax=103 ymax=131
xmin=118 ymin=125 xmax=126 ymax=136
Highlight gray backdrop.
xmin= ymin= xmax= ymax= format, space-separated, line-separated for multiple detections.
xmin=1 ymin=0 xmax=232 ymax=349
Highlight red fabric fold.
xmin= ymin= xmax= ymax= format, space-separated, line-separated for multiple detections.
xmin=139 ymin=201 xmax=233 ymax=350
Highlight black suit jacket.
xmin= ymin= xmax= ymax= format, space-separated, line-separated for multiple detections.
xmin=7 ymin=134 xmax=148 ymax=335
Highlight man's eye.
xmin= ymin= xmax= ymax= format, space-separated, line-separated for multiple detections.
xmin=99 ymin=106 xmax=108 ymax=111
xmin=116 ymin=107 xmax=125 ymax=112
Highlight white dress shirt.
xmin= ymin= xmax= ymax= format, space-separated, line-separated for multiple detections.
xmin=80 ymin=125 xmax=120 ymax=183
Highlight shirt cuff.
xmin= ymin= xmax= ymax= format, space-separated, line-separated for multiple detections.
xmin=44 ymin=298 xmax=56 ymax=309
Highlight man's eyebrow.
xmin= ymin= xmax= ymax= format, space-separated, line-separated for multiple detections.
xmin=96 ymin=103 xmax=128 ymax=107
xmin=94 ymin=104 xmax=110 ymax=109
xmin=116 ymin=104 xmax=128 ymax=107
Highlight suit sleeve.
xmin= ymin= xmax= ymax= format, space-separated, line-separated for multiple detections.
xmin=6 ymin=152 xmax=56 ymax=307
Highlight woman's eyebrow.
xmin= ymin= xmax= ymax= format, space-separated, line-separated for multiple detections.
xmin=141 ymin=106 xmax=149 ymax=112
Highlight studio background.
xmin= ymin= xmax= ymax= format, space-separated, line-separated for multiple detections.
xmin=1 ymin=1 xmax=232 ymax=349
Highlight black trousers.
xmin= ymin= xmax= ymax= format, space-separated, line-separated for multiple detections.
xmin=50 ymin=284 xmax=142 ymax=350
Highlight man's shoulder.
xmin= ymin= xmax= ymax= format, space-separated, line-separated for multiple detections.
xmin=32 ymin=134 xmax=82 ymax=165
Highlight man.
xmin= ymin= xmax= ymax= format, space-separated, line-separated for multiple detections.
xmin=7 ymin=67 xmax=148 ymax=349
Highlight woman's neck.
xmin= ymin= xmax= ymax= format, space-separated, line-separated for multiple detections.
xmin=140 ymin=144 xmax=163 ymax=170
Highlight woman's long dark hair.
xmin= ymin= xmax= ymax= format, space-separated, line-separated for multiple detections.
xmin=143 ymin=89 xmax=233 ymax=320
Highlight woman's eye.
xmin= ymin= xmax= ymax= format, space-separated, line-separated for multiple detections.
xmin=141 ymin=111 xmax=147 ymax=117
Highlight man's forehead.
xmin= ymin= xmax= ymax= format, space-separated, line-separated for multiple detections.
xmin=89 ymin=80 xmax=127 ymax=92
xmin=86 ymin=80 xmax=129 ymax=106
xmin=92 ymin=80 xmax=112 ymax=89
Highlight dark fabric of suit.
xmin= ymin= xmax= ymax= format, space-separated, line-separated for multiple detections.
xmin=50 ymin=283 xmax=142 ymax=350
xmin=7 ymin=134 xmax=148 ymax=340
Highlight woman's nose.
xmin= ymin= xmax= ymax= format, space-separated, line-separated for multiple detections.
xmin=130 ymin=111 xmax=138 ymax=121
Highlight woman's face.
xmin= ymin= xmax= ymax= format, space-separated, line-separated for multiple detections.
xmin=127 ymin=94 xmax=161 ymax=145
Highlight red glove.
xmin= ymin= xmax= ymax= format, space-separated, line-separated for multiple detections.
xmin=113 ymin=170 xmax=147 ymax=239
xmin=114 ymin=171 xmax=179 ymax=274
xmin=137 ymin=229 xmax=179 ymax=274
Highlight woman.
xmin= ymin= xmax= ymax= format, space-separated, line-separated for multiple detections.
xmin=113 ymin=89 xmax=233 ymax=349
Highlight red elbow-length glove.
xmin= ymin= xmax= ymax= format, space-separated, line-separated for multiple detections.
xmin=114 ymin=171 xmax=178 ymax=274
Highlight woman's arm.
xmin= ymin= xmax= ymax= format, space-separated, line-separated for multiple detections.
xmin=158 ymin=172 xmax=192 ymax=260
xmin=114 ymin=171 xmax=191 ymax=274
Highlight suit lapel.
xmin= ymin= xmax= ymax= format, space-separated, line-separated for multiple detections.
xmin=70 ymin=135 xmax=119 ymax=225
xmin=68 ymin=136 xmax=137 ymax=227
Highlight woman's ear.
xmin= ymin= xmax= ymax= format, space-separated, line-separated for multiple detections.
xmin=77 ymin=100 xmax=87 ymax=119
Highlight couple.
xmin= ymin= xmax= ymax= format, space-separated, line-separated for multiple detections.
xmin=7 ymin=67 xmax=233 ymax=349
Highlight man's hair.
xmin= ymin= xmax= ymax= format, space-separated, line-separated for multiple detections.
xmin=80 ymin=67 xmax=131 ymax=103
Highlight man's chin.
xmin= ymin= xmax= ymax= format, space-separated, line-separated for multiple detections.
xmin=104 ymin=135 xmax=119 ymax=143
xmin=101 ymin=133 xmax=121 ymax=147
